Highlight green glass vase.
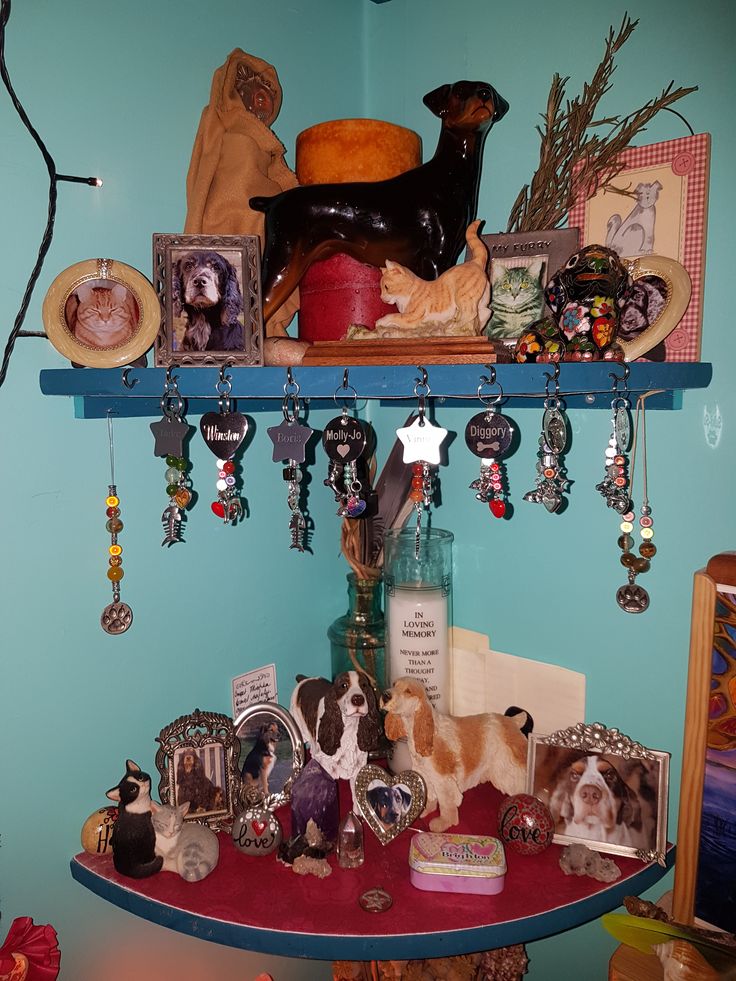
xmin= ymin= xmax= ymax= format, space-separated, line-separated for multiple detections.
xmin=328 ymin=573 xmax=386 ymax=692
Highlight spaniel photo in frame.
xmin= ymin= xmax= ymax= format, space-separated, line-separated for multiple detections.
xmin=527 ymin=723 xmax=669 ymax=862
xmin=153 ymin=233 xmax=264 ymax=367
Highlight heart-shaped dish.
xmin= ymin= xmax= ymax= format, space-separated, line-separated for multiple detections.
xmin=355 ymin=763 xmax=426 ymax=845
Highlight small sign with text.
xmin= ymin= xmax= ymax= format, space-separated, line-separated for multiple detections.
xmin=231 ymin=663 xmax=277 ymax=719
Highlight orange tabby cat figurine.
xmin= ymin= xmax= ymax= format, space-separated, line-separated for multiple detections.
xmin=68 ymin=282 xmax=138 ymax=349
xmin=348 ymin=220 xmax=490 ymax=339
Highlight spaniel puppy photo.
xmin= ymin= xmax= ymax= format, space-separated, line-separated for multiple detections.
xmin=366 ymin=782 xmax=412 ymax=830
xmin=171 ymin=249 xmax=244 ymax=352
xmin=241 ymin=721 xmax=280 ymax=797
xmin=547 ymin=752 xmax=650 ymax=850
xmin=382 ymin=677 xmax=530 ymax=833
xmin=174 ymin=749 xmax=224 ymax=814
xmin=290 ymin=671 xmax=381 ymax=807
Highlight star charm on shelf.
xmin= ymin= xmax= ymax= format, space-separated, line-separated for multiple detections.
xmin=396 ymin=416 xmax=448 ymax=466
xmin=149 ymin=417 xmax=191 ymax=458
xmin=266 ymin=419 xmax=314 ymax=464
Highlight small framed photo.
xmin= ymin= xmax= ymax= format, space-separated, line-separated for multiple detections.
xmin=568 ymin=133 xmax=710 ymax=361
xmin=234 ymin=702 xmax=304 ymax=811
xmin=155 ymin=708 xmax=241 ymax=830
xmin=527 ymin=722 xmax=669 ymax=863
xmin=152 ymin=233 xmax=264 ymax=367
xmin=478 ymin=228 xmax=580 ymax=346
xmin=42 ymin=258 xmax=161 ymax=368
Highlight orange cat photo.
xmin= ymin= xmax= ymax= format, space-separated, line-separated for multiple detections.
xmin=64 ymin=280 xmax=139 ymax=349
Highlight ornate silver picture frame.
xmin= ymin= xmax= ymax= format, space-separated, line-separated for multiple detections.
xmin=155 ymin=707 xmax=241 ymax=831
xmin=152 ymin=233 xmax=264 ymax=368
xmin=234 ymin=702 xmax=304 ymax=812
xmin=526 ymin=722 xmax=669 ymax=864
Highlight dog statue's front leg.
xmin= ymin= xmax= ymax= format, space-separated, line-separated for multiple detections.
xmin=429 ymin=779 xmax=463 ymax=833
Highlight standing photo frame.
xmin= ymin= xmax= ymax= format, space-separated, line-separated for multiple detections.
xmin=155 ymin=708 xmax=241 ymax=831
xmin=673 ymin=553 xmax=736 ymax=931
xmin=568 ymin=133 xmax=710 ymax=362
xmin=233 ymin=702 xmax=304 ymax=811
xmin=152 ymin=233 xmax=264 ymax=368
xmin=527 ymin=722 xmax=669 ymax=864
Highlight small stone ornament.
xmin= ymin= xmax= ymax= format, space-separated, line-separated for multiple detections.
xmin=200 ymin=370 xmax=247 ymax=525
xmin=267 ymin=376 xmax=314 ymax=552
xmin=337 ymin=811 xmax=365 ymax=868
xmin=322 ymin=401 xmax=369 ymax=519
xmin=497 ymin=793 xmax=554 ymax=856
xmin=151 ymin=370 xmax=194 ymax=546
xmin=523 ymin=369 xmax=570 ymax=513
xmin=232 ymin=804 xmax=282 ymax=856
xmin=466 ymin=370 xmax=515 ymax=519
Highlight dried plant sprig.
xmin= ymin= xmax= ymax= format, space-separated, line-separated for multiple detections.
xmin=507 ymin=14 xmax=697 ymax=233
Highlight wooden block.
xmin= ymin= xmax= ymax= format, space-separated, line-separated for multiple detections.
xmin=609 ymin=944 xmax=663 ymax=981
xmin=300 ymin=337 xmax=498 ymax=366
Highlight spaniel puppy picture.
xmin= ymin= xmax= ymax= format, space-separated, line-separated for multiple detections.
xmin=290 ymin=670 xmax=381 ymax=808
xmin=541 ymin=750 xmax=657 ymax=852
xmin=382 ymin=677 xmax=530 ymax=832
xmin=174 ymin=747 xmax=225 ymax=815
xmin=241 ymin=721 xmax=280 ymax=797
xmin=171 ymin=249 xmax=244 ymax=352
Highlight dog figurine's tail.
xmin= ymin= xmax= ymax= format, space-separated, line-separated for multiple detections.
xmin=504 ymin=705 xmax=534 ymax=737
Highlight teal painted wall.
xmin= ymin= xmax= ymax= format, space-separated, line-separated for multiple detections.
xmin=0 ymin=0 xmax=733 ymax=978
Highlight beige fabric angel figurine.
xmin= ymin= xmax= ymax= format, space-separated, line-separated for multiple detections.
xmin=184 ymin=49 xmax=299 ymax=336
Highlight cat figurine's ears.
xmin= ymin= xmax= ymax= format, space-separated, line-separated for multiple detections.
xmin=105 ymin=759 xmax=145 ymax=801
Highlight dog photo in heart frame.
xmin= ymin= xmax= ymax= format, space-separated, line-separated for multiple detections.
xmin=355 ymin=763 xmax=426 ymax=845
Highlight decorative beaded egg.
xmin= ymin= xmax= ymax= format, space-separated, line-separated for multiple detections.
xmin=497 ymin=793 xmax=554 ymax=855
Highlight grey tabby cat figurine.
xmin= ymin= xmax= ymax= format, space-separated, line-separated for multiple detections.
xmin=486 ymin=258 xmax=545 ymax=339
xmin=150 ymin=801 xmax=219 ymax=881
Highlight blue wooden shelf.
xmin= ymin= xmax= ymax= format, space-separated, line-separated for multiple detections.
xmin=40 ymin=362 xmax=712 ymax=418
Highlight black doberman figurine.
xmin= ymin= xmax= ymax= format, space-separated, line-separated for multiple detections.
xmin=250 ymin=80 xmax=509 ymax=327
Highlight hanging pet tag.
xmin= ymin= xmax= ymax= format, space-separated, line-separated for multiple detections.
xmin=150 ymin=417 xmax=191 ymax=458
xmin=397 ymin=415 xmax=448 ymax=466
xmin=542 ymin=405 xmax=567 ymax=455
xmin=200 ymin=410 xmax=248 ymax=461
xmin=267 ymin=418 xmax=314 ymax=464
xmin=322 ymin=415 xmax=367 ymax=463
xmin=614 ymin=403 xmax=631 ymax=450
xmin=464 ymin=411 xmax=514 ymax=459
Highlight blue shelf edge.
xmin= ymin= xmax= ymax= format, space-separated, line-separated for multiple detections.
xmin=70 ymin=847 xmax=674 ymax=961
xmin=41 ymin=363 xmax=712 ymax=418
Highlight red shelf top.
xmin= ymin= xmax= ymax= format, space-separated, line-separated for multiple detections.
xmin=71 ymin=783 xmax=673 ymax=960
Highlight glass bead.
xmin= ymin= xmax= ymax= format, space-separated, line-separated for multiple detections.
xmin=620 ymin=521 xmax=634 ymax=533
xmin=176 ymin=457 xmax=187 ymax=471
xmin=282 ymin=466 xmax=297 ymax=481
xmin=107 ymin=566 xmax=124 ymax=582
xmin=639 ymin=515 xmax=653 ymax=528
xmin=106 ymin=495 xmax=119 ymax=507
xmin=219 ymin=470 xmax=227 ymax=478
xmin=411 ymin=477 xmax=424 ymax=489
xmin=618 ymin=534 xmax=634 ymax=551
xmin=640 ymin=527 xmax=654 ymax=540
xmin=622 ymin=511 xmax=635 ymax=522
xmin=490 ymin=463 xmax=500 ymax=472
xmin=166 ymin=455 xmax=179 ymax=467
xmin=106 ymin=518 xmax=123 ymax=534
xmin=632 ymin=557 xmax=651 ymax=574
xmin=641 ymin=504 xmax=652 ymax=515
xmin=412 ymin=463 xmax=424 ymax=475
xmin=620 ymin=552 xmax=637 ymax=568
xmin=109 ymin=555 xmax=122 ymax=567
xmin=409 ymin=489 xmax=424 ymax=502
xmin=223 ymin=461 xmax=235 ymax=474
xmin=614 ymin=476 xmax=627 ymax=488
xmin=639 ymin=542 xmax=657 ymax=558
xmin=216 ymin=459 xmax=226 ymax=469
xmin=543 ymin=467 xmax=556 ymax=479
xmin=225 ymin=475 xmax=236 ymax=487
xmin=216 ymin=478 xmax=227 ymax=492
xmin=614 ymin=455 xmax=626 ymax=466
xmin=105 ymin=506 xmax=120 ymax=518
xmin=166 ymin=483 xmax=179 ymax=496
xmin=174 ymin=488 xmax=192 ymax=508
xmin=165 ymin=467 xmax=180 ymax=484
xmin=109 ymin=544 xmax=122 ymax=556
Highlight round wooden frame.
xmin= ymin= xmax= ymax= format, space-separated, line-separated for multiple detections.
xmin=42 ymin=258 xmax=161 ymax=368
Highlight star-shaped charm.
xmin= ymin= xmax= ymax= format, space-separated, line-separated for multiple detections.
xmin=267 ymin=418 xmax=314 ymax=464
xmin=396 ymin=416 xmax=448 ymax=466
xmin=150 ymin=417 xmax=191 ymax=458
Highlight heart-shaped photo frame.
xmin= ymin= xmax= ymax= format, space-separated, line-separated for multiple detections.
xmin=355 ymin=763 xmax=426 ymax=846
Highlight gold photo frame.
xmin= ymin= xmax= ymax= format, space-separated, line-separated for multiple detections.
xmin=42 ymin=258 xmax=161 ymax=368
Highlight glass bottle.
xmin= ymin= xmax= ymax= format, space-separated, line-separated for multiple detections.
xmin=384 ymin=527 xmax=453 ymax=713
xmin=328 ymin=573 xmax=386 ymax=693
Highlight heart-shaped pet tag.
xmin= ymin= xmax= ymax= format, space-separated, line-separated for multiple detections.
xmin=355 ymin=763 xmax=426 ymax=846
xmin=200 ymin=411 xmax=248 ymax=461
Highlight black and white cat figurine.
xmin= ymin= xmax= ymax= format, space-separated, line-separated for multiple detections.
xmin=106 ymin=759 xmax=163 ymax=879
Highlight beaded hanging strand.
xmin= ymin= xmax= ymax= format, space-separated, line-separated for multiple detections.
xmin=101 ymin=410 xmax=133 ymax=635
xmin=615 ymin=390 xmax=661 ymax=614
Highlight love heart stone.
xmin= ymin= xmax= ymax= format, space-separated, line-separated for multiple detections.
xmin=497 ymin=793 xmax=554 ymax=855
xmin=232 ymin=805 xmax=282 ymax=856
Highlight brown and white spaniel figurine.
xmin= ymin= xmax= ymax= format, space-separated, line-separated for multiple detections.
xmin=382 ymin=677 xmax=529 ymax=832
xmin=290 ymin=671 xmax=381 ymax=806
xmin=548 ymin=753 xmax=646 ymax=849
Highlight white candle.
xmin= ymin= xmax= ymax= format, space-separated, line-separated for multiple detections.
xmin=387 ymin=584 xmax=450 ymax=713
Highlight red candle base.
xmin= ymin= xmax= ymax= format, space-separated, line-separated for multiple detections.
xmin=297 ymin=253 xmax=394 ymax=342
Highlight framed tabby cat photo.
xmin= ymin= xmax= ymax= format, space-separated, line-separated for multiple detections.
xmin=153 ymin=233 xmax=264 ymax=368
xmin=478 ymin=227 xmax=580 ymax=348
xmin=41 ymin=258 xmax=161 ymax=368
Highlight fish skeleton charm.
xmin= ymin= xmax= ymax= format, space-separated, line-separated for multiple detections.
xmin=161 ymin=503 xmax=184 ymax=547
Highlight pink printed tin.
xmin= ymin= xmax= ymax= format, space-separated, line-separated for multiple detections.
xmin=408 ymin=832 xmax=506 ymax=895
